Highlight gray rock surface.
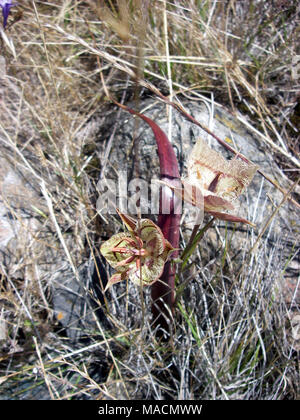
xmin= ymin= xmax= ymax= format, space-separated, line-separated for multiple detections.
xmin=0 ymin=98 xmax=299 ymax=399
xmin=1 ymin=98 xmax=298 ymax=333
xmin=96 ymin=98 xmax=299 ymax=244
xmin=95 ymin=99 xmax=299 ymax=328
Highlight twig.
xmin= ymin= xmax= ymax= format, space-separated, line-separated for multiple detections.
xmin=47 ymin=23 xmax=300 ymax=208
xmin=33 ymin=336 xmax=57 ymax=400
xmin=40 ymin=181 xmax=78 ymax=279
xmin=163 ymin=0 xmax=173 ymax=142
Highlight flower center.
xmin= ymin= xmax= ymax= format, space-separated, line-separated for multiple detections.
xmin=135 ymin=247 xmax=148 ymax=257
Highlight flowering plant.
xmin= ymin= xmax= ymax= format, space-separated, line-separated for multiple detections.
xmin=101 ymin=209 xmax=175 ymax=291
xmin=0 ymin=0 xmax=17 ymax=28
xmin=99 ymin=99 xmax=258 ymax=333
xmin=163 ymin=137 xmax=258 ymax=226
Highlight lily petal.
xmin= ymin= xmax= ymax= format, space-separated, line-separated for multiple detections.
xmin=208 ymin=211 xmax=255 ymax=227
xmin=100 ymin=232 xmax=136 ymax=271
xmin=188 ymin=138 xmax=258 ymax=201
xmin=161 ymin=138 xmax=258 ymax=226
xmin=127 ymin=255 xmax=166 ymax=286
xmin=138 ymin=219 xmax=165 ymax=256
xmin=100 ymin=211 xmax=176 ymax=290
xmin=104 ymin=271 xmax=127 ymax=292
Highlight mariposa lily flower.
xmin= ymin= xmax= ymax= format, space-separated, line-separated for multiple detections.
xmin=0 ymin=0 xmax=17 ymax=28
xmin=163 ymin=137 xmax=258 ymax=226
xmin=100 ymin=209 xmax=175 ymax=291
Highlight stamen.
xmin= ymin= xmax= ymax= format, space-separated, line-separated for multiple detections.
xmin=208 ymin=172 xmax=222 ymax=192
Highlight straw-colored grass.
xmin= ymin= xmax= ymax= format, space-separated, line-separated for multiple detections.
xmin=0 ymin=0 xmax=299 ymax=400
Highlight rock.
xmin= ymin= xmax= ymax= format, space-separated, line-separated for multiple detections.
xmin=0 ymin=156 xmax=44 ymax=277
xmin=96 ymin=98 xmax=299 ymax=307
xmin=0 ymin=97 xmax=298 ymax=399
xmin=0 ymin=155 xmax=99 ymax=342
xmin=96 ymin=99 xmax=298 ymax=241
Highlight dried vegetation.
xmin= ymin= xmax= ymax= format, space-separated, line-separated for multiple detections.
xmin=0 ymin=0 xmax=299 ymax=399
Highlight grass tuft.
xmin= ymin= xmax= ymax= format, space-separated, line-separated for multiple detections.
xmin=0 ymin=0 xmax=299 ymax=400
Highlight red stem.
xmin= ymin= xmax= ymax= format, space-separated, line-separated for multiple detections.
xmin=114 ymin=102 xmax=180 ymax=333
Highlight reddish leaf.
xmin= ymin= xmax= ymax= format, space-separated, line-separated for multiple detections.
xmin=114 ymin=102 xmax=180 ymax=332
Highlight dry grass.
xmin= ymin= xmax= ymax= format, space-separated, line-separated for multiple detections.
xmin=0 ymin=0 xmax=299 ymax=400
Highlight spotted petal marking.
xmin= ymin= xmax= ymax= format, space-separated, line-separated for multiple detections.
xmin=100 ymin=232 xmax=138 ymax=272
xmin=127 ymin=255 xmax=166 ymax=286
xmin=138 ymin=219 xmax=165 ymax=256
xmin=188 ymin=138 xmax=258 ymax=202
xmin=100 ymin=211 xmax=176 ymax=291
xmin=161 ymin=138 xmax=258 ymax=226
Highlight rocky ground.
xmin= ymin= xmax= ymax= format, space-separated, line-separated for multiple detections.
xmin=1 ymin=97 xmax=299 ymax=399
